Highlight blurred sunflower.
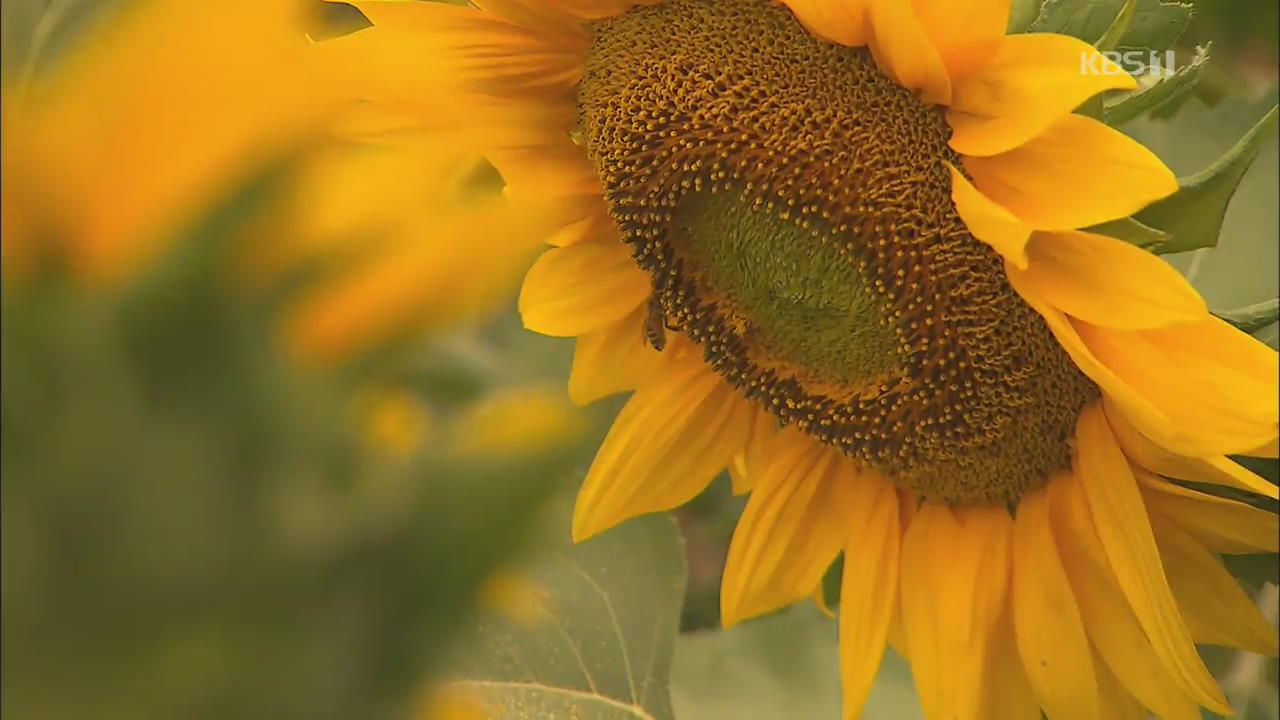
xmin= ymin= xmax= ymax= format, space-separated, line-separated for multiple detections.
xmin=0 ymin=0 xmax=336 ymax=284
xmin=1 ymin=4 xmax=586 ymax=716
xmin=1 ymin=0 xmax=547 ymax=364
xmin=323 ymin=0 xmax=1280 ymax=718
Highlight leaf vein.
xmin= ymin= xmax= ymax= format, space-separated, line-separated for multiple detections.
xmin=542 ymin=575 xmax=602 ymax=695
xmin=568 ymin=558 xmax=639 ymax=704
xmin=448 ymin=679 xmax=656 ymax=720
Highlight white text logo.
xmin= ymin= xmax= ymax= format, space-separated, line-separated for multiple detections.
xmin=1080 ymin=50 xmax=1176 ymax=77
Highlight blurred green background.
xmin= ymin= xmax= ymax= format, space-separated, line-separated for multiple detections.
xmin=2 ymin=1 xmax=1277 ymax=719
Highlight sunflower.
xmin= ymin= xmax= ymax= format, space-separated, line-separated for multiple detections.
xmin=327 ymin=0 xmax=1279 ymax=716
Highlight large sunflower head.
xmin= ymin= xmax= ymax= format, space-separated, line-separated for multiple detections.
xmin=328 ymin=0 xmax=1278 ymax=717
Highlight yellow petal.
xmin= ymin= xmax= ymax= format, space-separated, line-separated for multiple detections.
xmin=490 ymin=143 xmax=613 ymax=248
xmin=341 ymin=3 xmax=587 ymax=102
xmin=1140 ymin=474 xmax=1278 ymax=554
xmin=948 ymin=34 xmax=1136 ymax=157
xmin=1011 ymin=487 xmax=1099 ymax=720
xmin=573 ymin=362 xmax=753 ymax=540
xmin=1012 ymin=275 xmax=1277 ymax=460
xmin=1006 ymin=274 xmax=1178 ymax=447
xmin=1078 ymin=319 xmax=1279 ymax=456
xmin=519 ymin=241 xmax=651 ymax=337
xmin=1074 ymin=405 xmax=1231 ymax=715
xmin=867 ymin=0 xmax=951 ymax=104
xmin=1145 ymin=313 xmax=1280 ymax=388
xmin=913 ymin=0 xmax=1009 ymax=81
xmin=1095 ymin=659 xmax=1148 ymax=720
xmin=555 ymin=0 xmax=663 ymax=22
xmin=975 ymin=606 xmax=1040 ymax=720
xmin=567 ymin=303 xmax=663 ymax=405
xmin=1012 ymin=230 xmax=1206 ymax=329
xmin=900 ymin=503 xmax=1011 ymax=720
xmin=838 ymin=474 xmax=900 ymax=719
xmin=964 ymin=113 xmax=1178 ymax=230
xmin=779 ymin=0 xmax=870 ymax=46
xmin=1247 ymin=436 xmax=1279 ymax=458
xmin=469 ymin=0 xmax=580 ymax=32
xmin=948 ymin=162 xmax=1031 ymax=268
xmin=1049 ymin=476 xmax=1203 ymax=720
xmin=287 ymin=190 xmax=544 ymax=362
xmin=728 ymin=407 xmax=778 ymax=495
xmin=721 ymin=433 xmax=852 ymax=626
xmin=898 ymin=503 xmax=953 ymax=720
xmin=1154 ymin=517 xmax=1280 ymax=656
xmin=1106 ymin=400 xmax=1279 ymax=500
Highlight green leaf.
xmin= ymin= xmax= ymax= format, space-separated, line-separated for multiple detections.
xmin=306 ymin=1 xmax=370 ymax=40
xmin=1085 ymin=216 xmax=1172 ymax=250
xmin=1 ymin=0 xmax=103 ymax=80
xmin=1007 ymin=0 xmax=1045 ymax=33
xmin=1104 ymin=44 xmax=1210 ymax=125
xmin=670 ymin=604 xmax=923 ymax=719
xmin=821 ymin=555 xmax=844 ymax=613
xmin=1029 ymin=0 xmax=1126 ymax=41
xmin=1028 ymin=0 xmax=1191 ymax=51
xmin=1116 ymin=0 xmax=1192 ymax=52
xmin=1213 ymin=299 xmax=1280 ymax=335
xmin=1136 ymin=105 xmax=1279 ymax=254
xmin=439 ymin=508 xmax=687 ymax=720
xmin=1222 ymin=554 xmax=1280 ymax=597
xmin=1095 ymin=0 xmax=1136 ymax=51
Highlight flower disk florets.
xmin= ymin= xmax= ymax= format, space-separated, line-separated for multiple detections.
xmin=578 ymin=0 xmax=1097 ymax=503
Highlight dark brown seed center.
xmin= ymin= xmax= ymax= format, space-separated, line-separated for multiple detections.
xmin=577 ymin=0 xmax=1097 ymax=503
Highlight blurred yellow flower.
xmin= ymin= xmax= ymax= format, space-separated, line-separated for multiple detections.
xmin=277 ymin=136 xmax=548 ymax=363
xmin=2 ymin=0 xmax=553 ymax=364
xmin=356 ymin=386 xmax=434 ymax=459
xmin=416 ymin=684 xmax=488 ymax=720
xmin=450 ymin=386 xmax=587 ymax=458
xmin=1 ymin=0 xmax=339 ymax=283
xmin=476 ymin=569 xmax=550 ymax=628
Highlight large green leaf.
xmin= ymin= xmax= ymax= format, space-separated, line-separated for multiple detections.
xmin=1027 ymin=0 xmax=1191 ymax=49
xmin=1136 ymin=105 xmax=1279 ymax=254
xmin=438 ymin=508 xmax=687 ymax=720
xmin=1095 ymin=0 xmax=1136 ymax=51
xmin=1116 ymin=0 xmax=1192 ymax=52
xmin=670 ymin=604 xmax=923 ymax=720
xmin=1028 ymin=0 xmax=1126 ymax=40
xmin=1085 ymin=215 xmax=1173 ymax=250
xmin=1007 ymin=0 xmax=1045 ymax=32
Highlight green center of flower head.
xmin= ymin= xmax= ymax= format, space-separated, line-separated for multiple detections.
xmin=676 ymin=191 xmax=902 ymax=387
xmin=578 ymin=0 xmax=1098 ymax=504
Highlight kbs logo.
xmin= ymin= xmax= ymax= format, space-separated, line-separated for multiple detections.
xmin=1080 ymin=50 xmax=1177 ymax=77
